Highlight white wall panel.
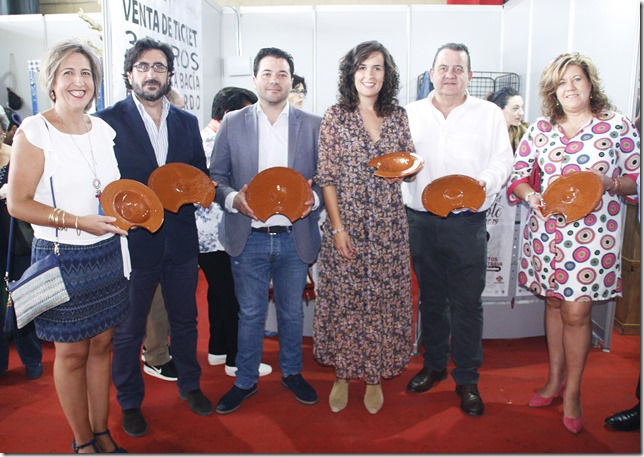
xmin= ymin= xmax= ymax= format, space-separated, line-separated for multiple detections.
xmin=315 ymin=5 xmax=410 ymax=114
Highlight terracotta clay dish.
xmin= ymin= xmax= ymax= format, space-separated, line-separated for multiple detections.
xmin=367 ymin=151 xmax=424 ymax=178
xmin=540 ymin=171 xmax=603 ymax=223
xmin=421 ymin=174 xmax=486 ymax=217
xmin=148 ymin=163 xmax=215 ymax=213
xmin=245 ymin=167 xmax=310 ymax=223
xmin=101 ymin=179 xmax=164 ymax=232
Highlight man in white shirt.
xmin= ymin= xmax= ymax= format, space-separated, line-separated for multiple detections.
xmin=210 ymin=48 xmax=323 ymax=414
xmin=402 ymin=42 xmax=513 ymax=416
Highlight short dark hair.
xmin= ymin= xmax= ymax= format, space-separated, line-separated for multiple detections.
xmin=487 ymin=86 xmax=520 ymax=109
xmin=122 ymin=37 xmax=175 ymax=90
xmin=253 ymin=47 xmax=294 ymax=77
xmin=432 ymin=42 xmax=472 ymax=73
xmin=337 ymin=40 xmax=400 ymax=117
xmin=211 ymin=87 xmax=258 ymax=121
xmin=292 ymin=74 xmax=307 ymax=91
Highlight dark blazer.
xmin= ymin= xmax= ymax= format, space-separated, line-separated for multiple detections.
xmin=210 ymin=104 xmax=323 ymax=264
xmin=95 ymin=95 xmax=207 ymax=269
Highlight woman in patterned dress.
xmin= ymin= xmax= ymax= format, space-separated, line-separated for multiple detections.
xmin=313 ymin=41 xmax=415 ymax=414
xmin=508 ymin=52 xmax=640 ymax=434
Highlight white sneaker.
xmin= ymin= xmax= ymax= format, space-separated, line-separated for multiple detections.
xmin=208 ymin=354 xmax=227 ymax=366
xmin=225 ymin=363 xmax=273 ymax=377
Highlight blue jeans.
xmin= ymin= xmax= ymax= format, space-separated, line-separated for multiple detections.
xmin=231 ymin=231 xmax=308 ymax=389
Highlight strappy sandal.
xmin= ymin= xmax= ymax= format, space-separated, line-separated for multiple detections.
xmin=72 ymin=438 xmax=100 ymax=453
xmin=94 ymin=429 xmax=128 ymax=453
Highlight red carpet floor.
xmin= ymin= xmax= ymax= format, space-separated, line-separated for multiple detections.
xmin=0 ymin=271 xmax=640 ymax=453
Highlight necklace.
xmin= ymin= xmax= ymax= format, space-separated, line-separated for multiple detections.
xmin=54 ymin=110 xmax=102 ymax=198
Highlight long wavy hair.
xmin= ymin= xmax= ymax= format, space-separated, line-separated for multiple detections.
xmin=487 ymin=87 xmax=528 ymax=152
xmin=337 ymin=41 xmax=400 ymax=117
xmin=539 ymin=52 xmax=614 ymax=125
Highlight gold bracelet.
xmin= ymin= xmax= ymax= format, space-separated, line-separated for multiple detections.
xmin=330 ymin=226 xmax=345 ymax=235
xmin=59 ymin=210 xmax=67 ymax=231
xmin=51 ymin=208 xmax=63 ymax=229
xmin=75 ymin=215 xmax=81 ymax=236
xmin=48 ymin=208 xmax=57 ymax=227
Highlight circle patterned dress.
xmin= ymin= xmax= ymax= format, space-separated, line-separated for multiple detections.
xmin=509 ymin=111 xmax=640 ymax=302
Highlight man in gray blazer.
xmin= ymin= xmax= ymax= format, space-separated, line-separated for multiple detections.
xmin=210 ymin=47 xmax=323 ymax=414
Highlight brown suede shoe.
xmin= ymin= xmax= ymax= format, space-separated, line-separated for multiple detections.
xmin=364 ymin=383 xmax=384 ymax=414
xmin=329 ymin=380 xmax=349 ymax=413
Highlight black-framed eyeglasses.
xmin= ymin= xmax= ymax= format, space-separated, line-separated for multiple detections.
xmin=290 ymin=89 xmax=307 ymax=96
xmin=133 ymin=63 xmax=168 ymax=73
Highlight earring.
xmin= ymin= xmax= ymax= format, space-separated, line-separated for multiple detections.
xmin=50 ymin=90 xmax=55 ymax=101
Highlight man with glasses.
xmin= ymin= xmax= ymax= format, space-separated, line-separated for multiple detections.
xmin=287 ymin=74 xmax=307 ymax=109
xmin=96 ymin=37 xmax=213 ymax=437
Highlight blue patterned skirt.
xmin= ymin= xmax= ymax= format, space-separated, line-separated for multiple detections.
xmin=32 ymin=235 xmax=129 ymax=342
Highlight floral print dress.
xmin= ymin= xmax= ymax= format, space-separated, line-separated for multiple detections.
xmin=509 ymin=111 xmax=640 ymax=301
xmin=313 ymin=104 xmax=414 ymax=383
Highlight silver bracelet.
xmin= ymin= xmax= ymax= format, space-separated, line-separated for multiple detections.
xmin=330 ymin=226 xmax=345 ymax=235
xmin=524 ymin=191 xmax=539 ymax=202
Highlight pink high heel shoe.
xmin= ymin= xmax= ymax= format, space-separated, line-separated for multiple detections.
xmin=563 ymin=415 xmax=583 ymax=434
xmin=528 ymin=382 xmax=566 ymax=407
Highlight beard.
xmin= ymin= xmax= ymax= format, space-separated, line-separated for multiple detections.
xmin=132 ymin=78 xmax=171 ymax=102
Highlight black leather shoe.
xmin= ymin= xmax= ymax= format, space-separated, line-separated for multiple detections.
xmin=406 ymin=367 xmax=447 ymax=393
xmin=179 ymin=388 xmax=213 ymax=416
xmin=122 ymin=407 xmax=147 ymax=437
xmin=456 ymin=384 xmax=484 ymax=416
xmin=216 ymin=384 xmax=258 ymax=415
xmin=605 ymin=404 xmax=640 ymax=431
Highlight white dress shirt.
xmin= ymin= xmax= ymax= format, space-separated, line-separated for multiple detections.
xmin=402 ymin=91 xmax=513 ymax=213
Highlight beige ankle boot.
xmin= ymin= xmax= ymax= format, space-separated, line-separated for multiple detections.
xmin=329 ymin=379 xmax=349 ymax=413
xmin=364 ymin=383 xmax=384 ymax=414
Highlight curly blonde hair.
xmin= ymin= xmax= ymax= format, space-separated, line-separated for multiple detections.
xmin=538 ymin=52 xmax=614 ymax=125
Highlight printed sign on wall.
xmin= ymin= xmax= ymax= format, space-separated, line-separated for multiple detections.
xmin=103 ymin=0 xmax=203 ymax=118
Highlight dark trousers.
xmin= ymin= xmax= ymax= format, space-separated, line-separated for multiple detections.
xmin=198 ymin=250 xmax=239 ymax=367
xmin=112 ymin=256 xmax=201 ymax=409
xmin=407 ymin=208 xmax=486 ymax=385
xmin=0 ymin=254 xmax=41 ymax=373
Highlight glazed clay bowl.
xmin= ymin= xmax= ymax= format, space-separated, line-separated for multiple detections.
xmin=541 ymin=171 xmax=603 ymax=223
xmin=148 ymin=163 xmax=215 ymax=213
xmin=367 ymin=151 xmax=424 ymax=178
xmin=421 ymin=174 xmax=485 ymax=217
xmin=101 ymin=179 xmax=164 ymax=232
xmin=245 ymin=167 xmax=310 ymax=223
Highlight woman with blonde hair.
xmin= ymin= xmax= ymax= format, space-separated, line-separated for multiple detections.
xmin=8 ymin=39 xmax=129 ymax=452
xmin=508 ymin=52 xmax=639 ymax=434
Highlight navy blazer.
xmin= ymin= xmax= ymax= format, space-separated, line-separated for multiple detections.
xmin=210 ymin=103 xmax=323 ymax=264
xmin=95 ymin=95 xmax=207 ymax=269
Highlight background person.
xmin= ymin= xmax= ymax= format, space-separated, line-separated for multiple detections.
xmin=313 ymin=40 xmax=414 ymax=415
xmin=210 ymin=47 xmax=323 ymax=415
xmin=487 ymin=86 xmax=528 ymax=153
xmin=0 ymin=110 xmax=43 ymax=381
xmin=198 ymin=86 xmax=271 ymax=377
xmin=8 ymin=39 xmax=129 ymax=453
xmin=402 ymin=42 xmax=513 ymax=417
xmin=508 ymin=52 xmax=640 ymax=434
xmin=96 ymin=37 xmax=213 ymax=438
xmin=288 ymin=74 xmax=307 ymax=109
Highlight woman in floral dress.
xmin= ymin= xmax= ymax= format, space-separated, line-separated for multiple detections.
xmin=313 ymin=41 xmax=415 ymax=415
xmin=508 ymin=52 xmax=639 ymax=434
